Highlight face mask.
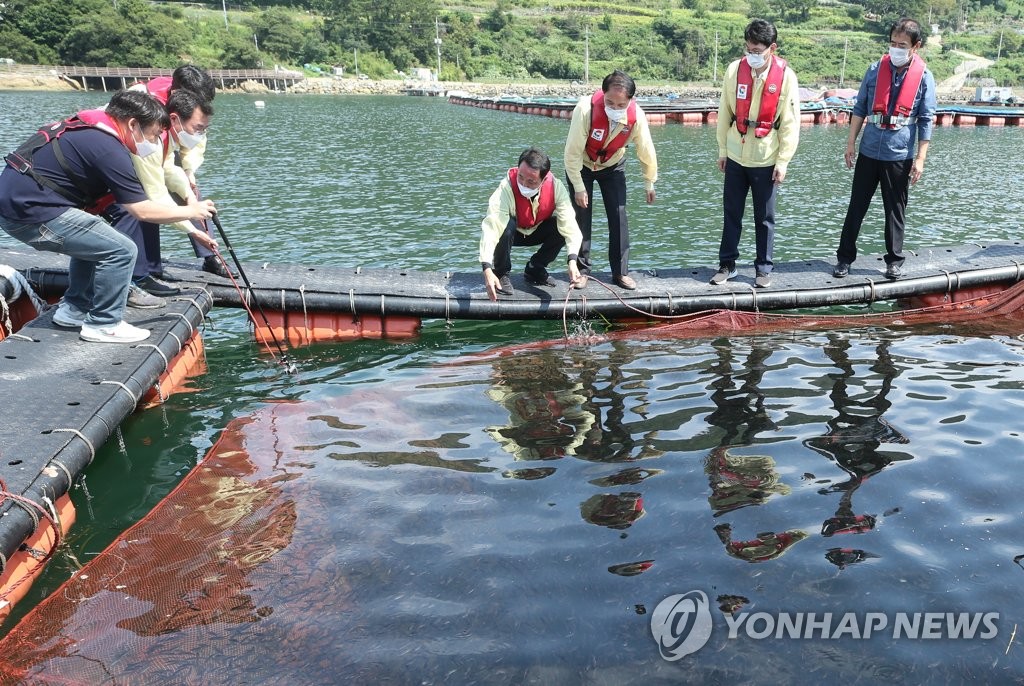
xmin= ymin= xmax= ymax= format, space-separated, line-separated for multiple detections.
xmin=175 ymin=125 xmax=205 ymax=150
xmin=133 ymin=126 xmax=161 ymax=158
xmin=605 ymin=106 xmax=626 ymax=124
xmin=889 ymin=47 xmax=911 ymax=67
xmin=745 ymin=51 xmax=768 ymax=69
xmin=517 ymin=181 xmax=540 ymax=198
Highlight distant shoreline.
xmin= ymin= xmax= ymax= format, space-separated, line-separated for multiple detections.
xmin=0 ymin=66 xmax=721 ymax=99
xmin=2 ymin=66 xmax=991 ymax=102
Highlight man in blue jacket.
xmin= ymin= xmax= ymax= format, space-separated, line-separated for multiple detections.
xmin=833 ymin=17 xmax=936 ymax=281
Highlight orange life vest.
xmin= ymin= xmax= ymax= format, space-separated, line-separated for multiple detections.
xmin=584 ymin=90 xmax=637 ymax=163
xmin=734 ymin=56 xmax=788 ymax=138
xmin=871 ymin=54 xmax=926 ymax=129
xmin=508 ymin=168 xmax=555 ymax=230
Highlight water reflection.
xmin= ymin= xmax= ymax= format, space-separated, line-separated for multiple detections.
xmin=699 ymin=337 xmax=807 ymax=562
xmin=484 ymin=343 xmax=667 ymax=466
xmin=484 ymin=351 xmax=599 ymax=462
xmin=805 ymin=336 xmax=914 ymax=565
xmin=703 ymin=338 xmax=790 ymax=518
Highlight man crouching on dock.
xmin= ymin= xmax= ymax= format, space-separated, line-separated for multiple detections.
xmin=0 ymin=90 xmax=217 ymax=343
xmin=480 ymin=147 xmax=584 ymax=300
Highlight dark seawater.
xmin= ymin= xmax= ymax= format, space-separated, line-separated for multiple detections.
xmin=1 ymin=91 xmax=1023 ymax=681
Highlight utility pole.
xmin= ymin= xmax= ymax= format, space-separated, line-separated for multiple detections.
xmin=584 ymin=26 xmax=590 ymax=84
xmin=996 ymin=29 xmax=1003 ymax=61
xmin=840 ymin=37 xmax=848 ymax=87
xmin=713 ymin=31 xmax=719 ymax=83
xmin=354 ymin=48 xmax=358 ymax=76
xmin=222 ymin=0 xmax=228 ymax=28
xmin=435 ymin=16 xmax=442 ymax=81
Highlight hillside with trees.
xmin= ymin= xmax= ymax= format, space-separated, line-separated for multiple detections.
xmin=1 ymin=0 xmax=1022 ymax=86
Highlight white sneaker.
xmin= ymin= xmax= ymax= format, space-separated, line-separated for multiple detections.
xmin=52 ymin=302 xmax=86 ymax=328
xmin=79 ymin=321 xmax=151 ymax=344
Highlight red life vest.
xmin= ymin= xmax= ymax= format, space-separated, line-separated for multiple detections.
xmin=144 ymin=76 xmax=173 ymax=105
xmin=584 ymin=90 xmax=637 ymax=163
xmin=871 ymin=54 xmax=926 ymax=128
xmin=734 ymin=56 xmax=788 ymax=138
xmin=3 ymin=108 xmax=130 ymax=213
xmin=508 ymin=167 xmax=555 ymax=230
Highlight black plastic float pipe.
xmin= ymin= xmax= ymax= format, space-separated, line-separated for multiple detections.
xmin=23 ymin=264 xmax=1024 ymax=321
xmin=194 ymin=266 xmax=1024 ymax=321
xmin=0 ymin=293 xmax=213 ymax=572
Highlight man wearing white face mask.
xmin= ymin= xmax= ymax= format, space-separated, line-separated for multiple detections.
xmin=712 ymin=18 xmax=800 ymax=289
xmin=106 ymin=87 xmax=222 ymax=304
xmin=833 ymin=17 xmax=936 ymax=281
xmin=0 ymin=90 xmax=217 ymax=343
xmin=479 ymin=147 xmax=584 ymax=301
xmin=564 ymin=70 xmax=658 ymax=291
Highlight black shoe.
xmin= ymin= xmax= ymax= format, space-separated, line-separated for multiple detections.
xmin=134 ymin=275 xmax=180 ymax=296
xmin=833 ymin=262 xmax=850 ymax=278
xmin=202 ymin=255 xmax=237 ymax=279
xmin=524 ymin=268 xmax=556 ymax=287
xmin=885 ymin=262 xmax=903 ymax=280
xmin=496 ymin=274 xmax=514 ymax=296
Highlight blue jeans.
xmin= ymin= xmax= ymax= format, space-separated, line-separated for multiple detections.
xmin=0 ymin=208 xmax=137 ymax=326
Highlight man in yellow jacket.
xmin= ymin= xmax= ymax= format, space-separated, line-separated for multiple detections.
xmin=712 ymin=19 xmax=800 ymax=289
xmin=480 ymin=147 xmax=583 ymax=301
xmin=564 ymin=70 xmax=658 ymax=290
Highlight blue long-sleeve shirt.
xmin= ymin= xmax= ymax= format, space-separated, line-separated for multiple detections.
xmin=852 ymin=59 xmax=937 ymax=161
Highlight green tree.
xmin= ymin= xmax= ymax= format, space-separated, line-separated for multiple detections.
xmin=772 ymin=0 xmax=817 ymax=22
xmin=323 ymin=0 xmax=438 ymax=70
xmin=220 ymin=31 xmax=262 ymax=69
xmin=0 ymin=24 xmax=57 ymax=63
xmin=480 ymin=3 xmax=512 ymax=32
xmin=249 ymin=7 xmax=307 ymax=63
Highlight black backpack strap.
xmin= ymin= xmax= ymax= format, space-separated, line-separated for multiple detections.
xmin=3 ymin=128 xmax=91 ymax=206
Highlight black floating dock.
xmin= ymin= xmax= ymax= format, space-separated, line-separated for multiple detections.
xmin=0 ymin=289 xmax=211 ymax=573
xmin=3 ymin=242 xmax=1024 ymax=322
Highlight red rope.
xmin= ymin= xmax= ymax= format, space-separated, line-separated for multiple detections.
xmin=209 ymin=248 xmax=281 ymax=363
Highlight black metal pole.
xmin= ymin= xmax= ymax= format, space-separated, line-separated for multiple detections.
xmin=210 ymin=213 xmax=290 ymax=362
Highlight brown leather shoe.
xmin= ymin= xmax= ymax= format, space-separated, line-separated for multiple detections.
xmin=614 ymin=274 xmax=637 ymax=290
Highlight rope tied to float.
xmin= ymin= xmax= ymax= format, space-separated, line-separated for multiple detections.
xmin=299 ymin=284 xmax=309 ymax=342
xmin=164 ymin=312 xmax=195 ymax=339
xmin=559 ymin=275 xmax=732 ymax=340
xmin=0 ymin=477 xmax=63 ymax=600
xmin=0 ymin=264 xmax=47 ymax=337
xmin=96 ymin=380 xmax=140 ymax=409
xmin=0 ymin=264 xmax=47 ymax=313
xmin=49 ymin=428 xmax=96 ymax=465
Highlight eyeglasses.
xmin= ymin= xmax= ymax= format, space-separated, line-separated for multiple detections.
xmin=744 ymin=44 xmax=773 ymax=55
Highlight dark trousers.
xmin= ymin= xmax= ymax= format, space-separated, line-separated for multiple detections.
xmin=719 ymin=158 xmax=777 ymax=273
xmin=105 ymin=204 xmax=158 ymax=279
xmin=836 ymin=154 xmax=912 ymax=266
xmin=493 ymin=216 xmax=565 ymax=278
xmin=567 ymin=160 xmax=630 ymax=277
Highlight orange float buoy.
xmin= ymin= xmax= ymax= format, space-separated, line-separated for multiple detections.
xmin=0 ymin=494 xmax=76 ymax=622
xmin=255 ymin=310 xmax=422 ymax=347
